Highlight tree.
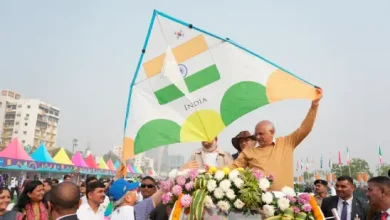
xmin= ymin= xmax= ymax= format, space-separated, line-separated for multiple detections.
xmin=331 ymin=158 xmax=372 ymax=179
xmin=103 ymin=151 xmax=120 ymax=163
xmin=375 ymin=163 xmax=390 ymax=176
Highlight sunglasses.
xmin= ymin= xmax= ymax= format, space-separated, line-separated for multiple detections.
xmin=140 ymin=184 xmax=155 ymax=189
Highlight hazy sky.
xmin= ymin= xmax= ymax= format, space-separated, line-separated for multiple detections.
xmin=1 ymin=1 xmax=389 ymax=173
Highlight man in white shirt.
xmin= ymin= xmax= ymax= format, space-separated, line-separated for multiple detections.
xmin=366 ymin=176 xmax=390 ymax=220
xmin=80 ymin=176 xmax=110 ymax=208
xmin=9 ymin=177 xmax=19 ymax=200
xmin=109 ymin=179 xmax=140 ymax=220
xmin=77 ymin=181 xmax=106 ymax=220
xmin=321 ymin=176 xmax=368 ymax=220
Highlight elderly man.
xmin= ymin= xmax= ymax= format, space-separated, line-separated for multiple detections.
xmin=230 ymin=87 xmax=322 ymax=190
xmin=366 ymin=176 xmax=390 ymax=220
xmin=184 ymin=137 xmax=233 ymax=169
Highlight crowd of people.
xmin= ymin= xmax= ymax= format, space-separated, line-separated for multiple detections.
xmin=1 ymin=87 xmax=390 ymax=219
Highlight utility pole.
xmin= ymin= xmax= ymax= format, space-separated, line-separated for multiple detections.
xmin=72 ymin=139 xmax=78 ymax=153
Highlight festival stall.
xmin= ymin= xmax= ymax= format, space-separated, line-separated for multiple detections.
xmin=106 ymin=159 xmax=116 ymax=171
xmin=0 ymin=138 xmax=34 ymax=170
xmin=114 ymin=160 xmax=120 ymax=170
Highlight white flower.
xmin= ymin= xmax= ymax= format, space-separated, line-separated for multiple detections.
xmin=219 ymin=179 xmax=231 ymax=192
xmin=213 ymin=187 xmax=225 ymax=199
xmin=277 ymin=197 xmax=290 ymax=211
xmin=177 ymin=169 xmax=189 ymax=178
xmin=204 ymin=195 xmax=215 ymax=208
xmin=258 ymin=178 xmax=271 ymax=191
xmin=198 ymin=169 xmax=206 ymax=174
xmin=261 ymin=192 xmax=273 ymax=204
xmin=233 ymin=178 xmax=244 ymax=189
xmin=281 ymin=186 xmax=296 ymax=197
xmin=225 ymin=189 xmax=236 ymax=200
xmin=207 ymin=180 xmax=217 ymax=192
xmin=233 ymin=199 xmax=244 ymax=209
xmin=263 ymin=205 xmax=275 ymax=217
xmin=228 ymin=169 xmax=240 ymax=181
xmin=214 ymin=170 xmax=225 ymax=181
xmin=217 ymin=200 xmax=230 ymax=213
xmin=168 ymin=169 xmax=178 ymax=178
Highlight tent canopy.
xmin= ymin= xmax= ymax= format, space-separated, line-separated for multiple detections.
xmin=0 ymin=138 xmax=32 ymax=160
xmin=53 ymin=148 xmax=74 ymax=165
xmin=72 ymin=151 xmax=89 ymax=167
xmin=31 ymin=143 xmax=55 ymax=163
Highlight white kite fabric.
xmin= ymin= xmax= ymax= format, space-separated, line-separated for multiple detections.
xmin=122 ymin=10 xmax=316 ymax=159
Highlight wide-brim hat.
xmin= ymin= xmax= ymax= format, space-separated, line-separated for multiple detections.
xmin=231 ymin=131 xmax=256 ymax=151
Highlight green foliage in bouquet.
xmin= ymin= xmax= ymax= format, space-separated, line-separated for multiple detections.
xmin=238 ymin=169 xmax=263 ymax=215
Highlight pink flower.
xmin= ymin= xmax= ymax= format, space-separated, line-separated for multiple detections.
xmin=176 ymin=176 xmax=186 ymax=186
xmin=286 ymin=196 xmax=297 ymax=203
xmin=298 ymin=193 xmax=311 ymax=204
xmin=251 ymin=168 xmax=264 ymax=179
xmin=180 ymin=194 xmax=193 ymax=208
xmin=292 ymin=206 xmax=300 ymax=214
xmin=302 ymin=204 xmax=312 ymax=212
xmin=172 ymin=185 xmax=183 ymax=196
xmin=268 ymin=174 xmax=275 ymax=181
xmin=161 ymin=179 xmax=174 ymax=192
xmin=185 ymin=181 xmax=194 ymax=191
xmin=189 ymin=169 xmax=198 ymax=181
xmin=162 ymin=192 xmax=173 ymax=204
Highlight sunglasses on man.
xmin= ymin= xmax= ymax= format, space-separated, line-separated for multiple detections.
xmin=140 ymin=184 xmax=155 ymax=189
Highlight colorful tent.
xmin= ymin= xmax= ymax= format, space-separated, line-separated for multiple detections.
xmin=127 ymin=163 xmax=134 ymax=173
xmin=0 ymin=138 xmax=32 ymax=160
xmin=53 ymin=148 xmax=73 ymax=165
xmin=136 ymin=165 xmax=143 ymax=174
xmin=114 ymin=160 xmax=120 ymax=169
xmin=85 ymin=154 xmax=98 ymax=168
xmin=31 ymin=143 xmax=55 ymax=163
xmin=106 ymin=159 xmax=115 ymax=171
xmin=72 ymin=151 xmax=89 ymax=167
xmin=98 ymin=157 xmax=108 ymax=169
xmin=132 ymin=164 xmax=139 ymax=174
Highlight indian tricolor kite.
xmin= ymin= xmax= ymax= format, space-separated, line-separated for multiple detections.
xmin=121 ymin=10 xmax=318 ymax=164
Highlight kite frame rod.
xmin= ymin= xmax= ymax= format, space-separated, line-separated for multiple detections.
xmin=155 ymin=10 xmax=315 ymax=87
xmin=124 ymin=9 xmax=316 ymax=133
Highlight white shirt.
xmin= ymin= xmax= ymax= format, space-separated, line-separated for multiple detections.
xmin=80 ymin=195 xmax=110 ymax=209
xmin=77 ymin=203 xmax=105 ymax=220
xmin=203 ymin=152 xmax=218 ymax=167
xmin=337 ymin=197 xmax=353 ymax=220
xmin=10 ymin=179 xmax=18 ymax=188
xmin=110 ymin=206 xmax=135 ymax=220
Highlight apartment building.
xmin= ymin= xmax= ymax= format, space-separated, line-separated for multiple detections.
xmin=111 ymin=145 xmax=123 ymax=158
xmin=0 ymin=89 xmax=60 ymax=152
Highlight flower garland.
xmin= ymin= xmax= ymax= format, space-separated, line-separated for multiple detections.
xmin=161 ymin=168 xmax=324 ymax=219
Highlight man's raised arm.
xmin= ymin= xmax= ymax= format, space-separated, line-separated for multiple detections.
xmin=286 ymin=87 xmax=323 ymax=148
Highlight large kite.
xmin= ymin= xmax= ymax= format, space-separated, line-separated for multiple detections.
xmin=122 ymin=10 xmax=316 ymax=160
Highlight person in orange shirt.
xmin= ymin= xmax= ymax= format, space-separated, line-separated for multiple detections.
xmin=230 ymin=87 xmax=323 ymax=191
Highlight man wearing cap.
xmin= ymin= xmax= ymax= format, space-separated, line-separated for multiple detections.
xmin=230 ymin=87 xmax=323 ymax=190
xmin=314 ymin=179 xmax=329 ymax=207
xmin=231 ymin=131 xmax=257 ymax=160
xmin=109 ymin=179 xmax=139 ymax=220
xmin=109 ymin=178 xmax=165 ymax=220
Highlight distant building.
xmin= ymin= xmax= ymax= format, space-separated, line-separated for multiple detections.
xmin=0 ymin=89 xmax=60 ymax=151
xmin=111 ymin=145 xmax=123 ymax=158
xmin=169 ymin=155 xmax=185 ymax=170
